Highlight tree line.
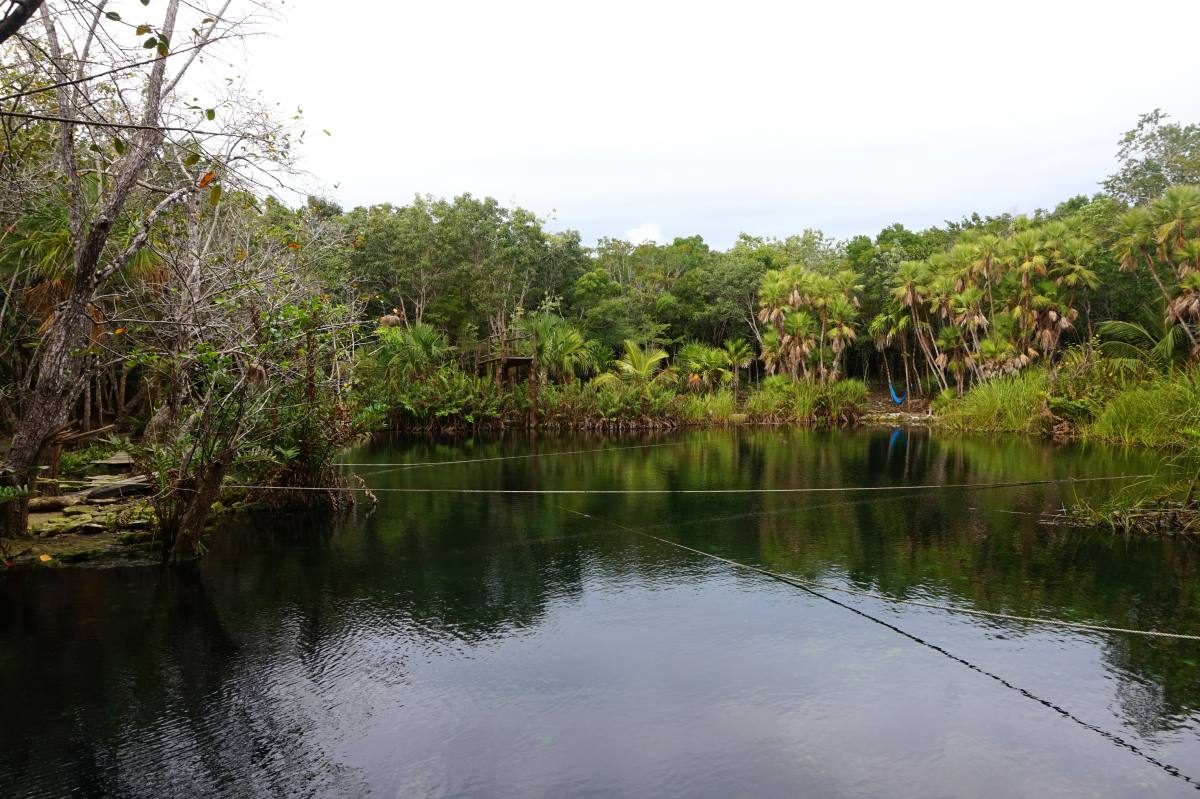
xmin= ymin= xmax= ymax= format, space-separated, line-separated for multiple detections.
xmin=2 ymin=1 xmax=1199 ymax=554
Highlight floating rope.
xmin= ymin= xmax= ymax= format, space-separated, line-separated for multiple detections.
xmin=341 ymin=440 xmax=688 ymax=474
xmin=343 ymin=439 xmax=691 ymax=475
xmin=224 ymin=474 xmax=1152 ymax=495
xmin=559 ymin=507 xmax=1200 ymax=788
xmin=560 ymin=508 xmax=1200 ymax=641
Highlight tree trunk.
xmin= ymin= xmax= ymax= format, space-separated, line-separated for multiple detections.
xmin=1 ymin=288 xmax=93 ymax=538
xmin=161 ymin=450 xmax=233 ymax=558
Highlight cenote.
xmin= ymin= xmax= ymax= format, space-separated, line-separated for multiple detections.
xmin=2 ymin=428 xmax=1199 ymax=798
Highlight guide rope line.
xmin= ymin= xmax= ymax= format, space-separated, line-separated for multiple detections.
xmin=559 ymin=507 xmax=1200 ymax=788
xmin=338 ymin=440 xmax=688 ymax=471
xmin=224 ymin=474 xmax=1152 ymax=495
xmin=560 ymin=508 xmax=1200 ymax=641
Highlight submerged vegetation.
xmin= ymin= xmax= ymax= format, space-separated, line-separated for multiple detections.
xmin=1 ymin=3 xmax=1199 ymax=555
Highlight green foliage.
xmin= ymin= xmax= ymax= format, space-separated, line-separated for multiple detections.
xmin=1104 ymin=110 xmax=1200 ymax=205
xmin=938 ymin=370 xmax=1049 ymax=435
xmin=1087 ymin=370 xmax=1200 ymax=448
xmin=742 ymin=375 xmax=866 ymax=426
xmin=676 ymin=389 xmax=736 ymax=425
xmin=58 ymin=438 xmax=129 ymax=478
xmin=593 ymin=340 xmax=674 ymax=388
xmin=0 ymin=483 xmax=28 ymax=505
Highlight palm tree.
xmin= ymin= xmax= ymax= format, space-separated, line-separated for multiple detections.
xmin=677 ymin=342 xmax=730 ymax=392
xmin=373 ymin=322 xmax=453 ymax=389
xmin=594 ymin=339 xmax=674 ymax=388
xmin=1113 ymin=207 xmax=1199 ymax=351
xmin=1098 ymin=317 xmax=1186 ymax=372
xmin=869 ymin=311 xmax=913 ymax=401
xmin=722 ymin=338 xmax=754 ymax=391
xmin=760 ymin=330 xmax=783 ymax=376
xmin=522 ymin=315 xmax=591 ymax=382
xmin=892 ymin=260 xmax=945 ymax=391
xmin=1150 ymin=185 xmax=1200 ymax=255
xmin=826 ymin=295 xmax=858 ymax=381
xmin=1004 ymin=228 xmax=1047 ymax=354
xmin=782 ymin=310 xmax=818 ymax=381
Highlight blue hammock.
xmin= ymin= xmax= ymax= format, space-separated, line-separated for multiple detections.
xmin=888 ymin=381 xmax=907 ymax=405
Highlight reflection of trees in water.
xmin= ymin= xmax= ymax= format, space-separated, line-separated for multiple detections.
xmin=0 ymin=428 xmax=1195 ymax=794
xmin=0 ymin=563 xmax=366 ymax=797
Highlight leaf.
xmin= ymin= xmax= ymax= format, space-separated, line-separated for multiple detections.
xmin=143 ymin=36 xmax=158 ymax=48
xmin=105 ymin=11 xmax=121 ymax=20
xmin=157 ymin=41 xmax=169 ymax=57
xmin=113 ymin=327 xmax=127 ymax=335
xmin=38 ymin=554 xmax=51 ymax=563
xmin=208 ymin=185 xmax=223 ymax=207
xmin=205 ymin=108 xmax=215 ymax=121
xmin=136 ymin=24 xmax=152 ymax=35
xmin=112 ymin=138 xmax=126 ymax=155
xmin=198 ymin=170 xmax=216 ymax=188
xmin=183 ymin=152 xmax=200 ymax=167
xmin=287 ymin=242 xmax=302 ymax=250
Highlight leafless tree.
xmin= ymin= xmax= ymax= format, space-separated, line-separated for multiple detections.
xmin=0 ymin=0 xmax=249 ymax=537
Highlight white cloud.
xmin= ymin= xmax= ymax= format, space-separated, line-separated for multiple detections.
xmin=236 ymin=0 xmax=1200 ymax=247
xmin=624 ymin=223 xmax=666 ymax=245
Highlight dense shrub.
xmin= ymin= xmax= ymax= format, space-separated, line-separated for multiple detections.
xmin=937 ymin=370 xmax=1049 ymax=435
xmin=1087 ymin=370 xmax=1200 ymax=447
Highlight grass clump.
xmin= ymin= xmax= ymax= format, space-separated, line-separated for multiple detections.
xmin=937 ymin=370 xmax=1048 ymax=435
xmin=1086 ymin=370 xmax=1200 ymax=448
xmin=743 ymin=376 xmax=866 ymax=426
xmin=676 ymin=389 xmax=736 ymax=426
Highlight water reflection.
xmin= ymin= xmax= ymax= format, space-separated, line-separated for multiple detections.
xmin=1 ymin=428 xmax=1198 ymax=797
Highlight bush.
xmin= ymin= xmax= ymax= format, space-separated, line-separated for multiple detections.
xmin=676 ymin=389 xmax=735 ymax=425
xmin=938 ymin=370 xmax=1049 ymax=434
xmin=822 ymin=379 xmax=868 ymax=425
xmin=743 ymin=377 xmax=865 ymax=426
xmin=1087 ymin=370 xmax=1200 ymax=447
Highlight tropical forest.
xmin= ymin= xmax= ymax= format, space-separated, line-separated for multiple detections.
xmin=2 ymin=2 xmax=1200 ymax=797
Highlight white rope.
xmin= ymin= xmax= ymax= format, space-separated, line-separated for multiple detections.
xmin=336 ymin=440 xmax=687 ymax=469
xmin=559 ymin=508 xmax=1200 ymax=642
xmin=225 ymin=474 xmax=1151 ymax=495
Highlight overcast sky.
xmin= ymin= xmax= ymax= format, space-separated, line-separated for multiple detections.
xmin=241 ymin=0 xmax=1200 ymax=248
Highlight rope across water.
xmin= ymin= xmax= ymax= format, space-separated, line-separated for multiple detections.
xmin=558 ymin=506 xmax=1200 ymax=789
xmin=558 ymin=508 xmax=1200 ymax=641
xmin=227 ymin=474 xmax=1149 ymax=494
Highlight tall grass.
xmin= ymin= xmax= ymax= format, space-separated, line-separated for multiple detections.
xmin=676 ymin=389 xmax=736 ymax=425
xmin=937 ymin=370 xmax=1048 ymax=434
xmin=1087 ymin=370 xmax=1200 ymax=448
xmin=743 ymin=376 xmax=866 ymax=425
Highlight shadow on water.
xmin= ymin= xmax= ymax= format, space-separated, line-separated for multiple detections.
xmin=2 ymin=427 xmax=1199 ymax=797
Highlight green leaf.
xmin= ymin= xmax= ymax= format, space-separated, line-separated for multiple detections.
xmin=205 ymin=108 xmax=215 ymax=121
xmin=183 ymin=151 xmax=200 ymax=167
xmin=143 ymin=37 xmax=158 ymax=48
xmin=208 ymin=184 xmax=222 ymax=206
xmin=105 ymin=11 xmax=121 ymax=20
xmin=113 ymin=138 xmax=126 ymax=155
xmin=157 ymin=41 xmax=169 ymax=57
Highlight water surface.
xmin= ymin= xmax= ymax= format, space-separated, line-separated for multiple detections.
xmin=2 ymin=428 xmax=1199 ymax=797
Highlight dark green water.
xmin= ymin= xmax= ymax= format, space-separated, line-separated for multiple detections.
xmin=3 ymin=428 xmax=1200 ymax=797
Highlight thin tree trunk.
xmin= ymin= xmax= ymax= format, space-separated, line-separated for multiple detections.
xmin=2 ymin=287 xmax=94 ymax=537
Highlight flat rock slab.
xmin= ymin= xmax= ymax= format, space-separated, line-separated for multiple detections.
xmin=91 ymin=451 xmax=135 ymax=472
xmin=83 ymin=474 xmax=152 ymax=500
